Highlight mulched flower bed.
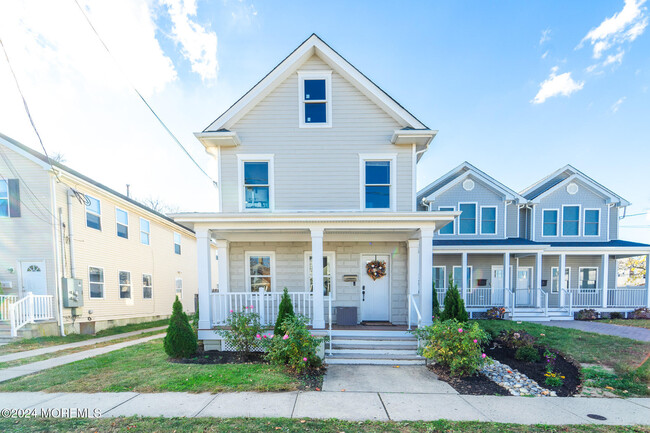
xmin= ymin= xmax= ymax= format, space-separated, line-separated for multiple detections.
xmin=428 ymin=363 xmax=510 ymax=395
xmin=486 ymin=345 xmax=581 ymax=397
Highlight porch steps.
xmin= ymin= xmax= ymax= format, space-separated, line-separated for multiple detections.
xmin=508 ymin=308 xmax=573 ymax=322
xmin=324 ymin=331 xmax=424 ymax=365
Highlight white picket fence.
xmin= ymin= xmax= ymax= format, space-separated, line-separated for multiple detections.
xmin=210 ymin=292 xmax=315 ymax=326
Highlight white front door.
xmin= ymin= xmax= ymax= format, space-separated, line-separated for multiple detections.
xmin=360 ymin=255 xmax=390 ymax=321
xmin=516 ymin=267 xmax=533 ymax=306
xmin=20 ymin=261 xmax=47 ymax=296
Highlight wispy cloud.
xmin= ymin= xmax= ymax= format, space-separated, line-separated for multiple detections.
xmin=611 ymin=96 xmax=626 ymax=112
xmin=578 ymin=0 xmax=648 ymax=59
xmin=541 ymin=50 xmax=549 ymax=59
xmin=532 ymin=66 xmax=585 ymax=104
xmin=160 ymin=0 xmax=218 ymax=82
xmin=603 ymin=50 xmax=625 ymax=66
xmin=540 ymin=28 xmax=551 ymax=45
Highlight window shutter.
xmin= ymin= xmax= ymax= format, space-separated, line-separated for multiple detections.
xmin=8 ymin=179 xmax=21 ymax=218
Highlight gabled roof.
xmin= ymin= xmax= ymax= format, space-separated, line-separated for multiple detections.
xmin=521 ymin=164 xmax=630 ymax=206
xmin=201 ymin=34 xmax=430 ymax=133
xmin=0 ymin=132 xmax=194 ymax=234
xmin=417 ymin=161 xmax=526 ymax=203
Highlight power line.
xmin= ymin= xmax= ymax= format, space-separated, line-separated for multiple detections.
xmin=72 ymin=0 xmax=218 ymax=188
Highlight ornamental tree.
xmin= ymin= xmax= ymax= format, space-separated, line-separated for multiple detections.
xmin=164 ymin=296 xmax=198 ymax=359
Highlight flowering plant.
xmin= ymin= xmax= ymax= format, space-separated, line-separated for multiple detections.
xmin=412 ymin=319 xmax=490 ymax=377
xmin=543 ymin=349 xmax=565 ymax=387
xmin=216 ymin=306 xmax=266 ymax=360
xmin=486 ymin=307 xmax=506 ymax=320
xmin=262 ymin=315 xmax=327 ymax=373
xmin=366 ymin=260 xmax=387 ymax=280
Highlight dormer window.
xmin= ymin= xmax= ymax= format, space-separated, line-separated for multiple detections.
xmin=298 ymin=71 xmax=332 ymax=128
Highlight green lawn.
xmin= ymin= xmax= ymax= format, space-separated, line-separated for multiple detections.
xmin=477 ymin=320 xmax=650 ymax=396
xmin=0 ymin=340 xmax=300 ymax=393
xmin=599 ymin=319 xmax=650 ymax=330
xmin=2 ymin=417 xmax=649 ymax=433
xmin=0 ymin=319 xmax=169 ymax=355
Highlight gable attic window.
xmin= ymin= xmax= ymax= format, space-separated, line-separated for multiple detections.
xmin=298 ymin=71 xmax=332 ymax=128
xmin=458 ymin=203 xmax=477 ymax=234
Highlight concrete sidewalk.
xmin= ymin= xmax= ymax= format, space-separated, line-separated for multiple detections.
xmin=532 ymin=321 xmax=650 ymax=342
xmin=0 ymin=334 xmax=164 ymax=383
xmin=0 ymin=391 xmax=648 ymax=425
xmin=0 ymin=326 xmax=167 ymax=363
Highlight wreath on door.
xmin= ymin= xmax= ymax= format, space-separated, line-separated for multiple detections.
xmin=366 ymin=259 xmax=387 ymax=281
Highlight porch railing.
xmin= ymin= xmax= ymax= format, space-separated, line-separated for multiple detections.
xmin=0 ymin=295 xmax=18 ymax=321
xmin=607 ymin=287 xmax=647 ymax=308
xmin=9 ymin=293 xmax=55 ymax=337
xmin=210 ymin=292 xmax=315 ymax=327
xmin=407 ymin=293 xmax=422 ymax=330
xmin=466 ymin=288 xmax=506 ymax=308
xmin=569 ymin=288 xmax=602 ymax=308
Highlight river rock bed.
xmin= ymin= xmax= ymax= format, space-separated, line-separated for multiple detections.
xmin=480 ymin=360 xmax=556 ymax=396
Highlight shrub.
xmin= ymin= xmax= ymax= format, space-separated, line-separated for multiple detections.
xmin=164 ymin=297 xmax=198 ymax=359
xmin=439 ymin=276 xmax=469 ymax=322
xmin=432 ymin=282 xmax=441 ymax=320
xmin=609 ymin=312 xmax=624 ymax=320
xmin=515 ymin=345 xmax=541 ymax=363
xmin=274 ymin=288 xmax=295 ymax=337
xmin=263 ymin=315 xmax=327 ymax=373
xmin=486 ymin=307 xmax=506 ymax=320
xmin=412 ymin=319 xmax=490 ymax=377
xmin=496 ymin=329 xmax=536 ymax=349
xmin=631 ymin=307 xmax=650 ymax=320
xmin=576 ymin=309 xmax=598 ymax=321
xmin=217 ymin=306 xmax=265 ymax=360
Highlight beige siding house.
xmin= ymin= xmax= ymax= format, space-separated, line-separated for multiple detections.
xmin=0 ymin=132 xmax=215 ymax=338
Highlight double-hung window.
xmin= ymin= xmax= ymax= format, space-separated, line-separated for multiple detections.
xmin=174 ymin=232 xmax=181 ymax=255
xmin=140 ymin=218 xmax=150 ymax=245
xmin=89 ymin=267 xmax=104 ymax=298
xmin=306 ymin=252 xmax=334 ymax=297
xmin=364 ymin=160 xmax=391 ymax=209
xmin=119 ymin=271 xmax=131 ymax=299
xmin=0 ymin=179 xmax=20 ymax=218
xmin=246 ymin=252 xmax=274 ymax=292
xmin=584 ymin=209 xmax=600 ymax=236
xmin=243 ymin=161 xmax=270 ymax=209
xmin=299 ymin=71 xmax=331 ymax=127
xmin=543 ymin=209 xmax=558 ymax=236
xmin=579 ymin=267 xmax=598 ymax=293
xmin=433 ymin=266 xmax=446 ymax=290
xmin=175 ymin=278 xmax=183 ymax=299
xmin=438 ymin=207 xmax=454 ymax=234
xmin=142 ymin=274 xmax=152 ymax=299
xmin=458 ymin=203 xmax=477 ymax=234
xmin=452 ymin=266 xmax=473 ymax=288
xmin=116 ymin=208 xmax=128 ymax=239
xmin=480 ymin=206 xmax=497 ymax=234
xmin=562 ymin=205 xmax=580 ymax=236
xmin=551 ymin=267 xmax=570 ymax=293
xmin=0 ymin=180 xmax=8 ymax=217
xmin=86 ymin=195 xmax=101 ymax=230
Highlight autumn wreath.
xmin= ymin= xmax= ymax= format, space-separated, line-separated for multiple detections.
xmin=366 ymin=259 xmax=387 ymax=280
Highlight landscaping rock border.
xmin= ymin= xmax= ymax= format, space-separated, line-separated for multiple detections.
xmin=480 ymin=360 xmax=556 ymax=397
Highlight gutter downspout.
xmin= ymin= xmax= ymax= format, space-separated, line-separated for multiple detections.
xmin=51 ymin=174 xmax=65 ymax=336
xmin=66 ymin=189 xmax=76 ymax=279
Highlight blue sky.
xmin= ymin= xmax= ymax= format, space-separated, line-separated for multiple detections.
xmin=1 ymin=0 xmax=649 ymax=241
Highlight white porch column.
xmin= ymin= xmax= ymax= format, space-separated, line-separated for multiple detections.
xmin=310 ymin=228 xmax=325 ymax=329
xmin=536 ymin=252 xmax=543 ymax=308
xmin=504 ymin=252 xmax=510 ymax=308
xmin=461 ymin=252 xmax=468 ymax=303
xmin=557 ymin=253 xmax=568 ymax=307
xmin=196 ymin=228 xmax=212 ymax=330
xmin=408 ymin=239 xmax=420 ymax=296
xmin=601 ymin=253 xmax=609 ymax=309
xmin=215 ymin=240 xmax=229 ymax=293
xmin=420 ymin=228 xmax=434 ymax=325
xmin=645 ymin=255 xmax=650 ymax=308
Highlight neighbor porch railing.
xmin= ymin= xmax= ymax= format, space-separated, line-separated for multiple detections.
xmin=568 ymin=288 xmax=602 ymax=308
xmin=0 ymin=295 xmax=18 ymax=321
xmin=210 ymin=292 xmax=315 ymax=326
xmin=607 ymin=287 xmax=647 ymax=308
xmin=9 ymin=293 xmax=55 ymax=337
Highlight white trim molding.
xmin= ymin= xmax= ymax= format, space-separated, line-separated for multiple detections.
xmin=583 ymin=208 xmax=601 ymax=237
xmin=245 ymin=251 xmax=276 ymax=292
xmin=298 ymin=70 xmax=332 ymax=128
xmin=561 ymin=204 xmax=581 ymax=237
xmin=458 ymin=202 xmax=478 ymax=235
xmin=541 ymin=208 xmax=560 ymax=238
xmin=237 ymin=154 xmax=275 ymax=212
xmin=479 ymin=205 xmax=498 ymax=235
xmin=359 ymin=153 xmax=397 ymax=211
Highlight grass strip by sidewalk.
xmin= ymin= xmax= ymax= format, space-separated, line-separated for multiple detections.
xmin=0 ymin=319 xmax=169 ymax=355
xmin=599 ymin=319 xmax=650 ymax=330
xmin=1 ymin=417 xmax=648 ymax=433
xmin=0 ymin=339 xmax=299 ymax=393
xmin=0 ymin=330 xmax=165 ymax=370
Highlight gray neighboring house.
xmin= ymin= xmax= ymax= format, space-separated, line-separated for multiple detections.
xmin=417 ymin=162 xmax=650 ymax=320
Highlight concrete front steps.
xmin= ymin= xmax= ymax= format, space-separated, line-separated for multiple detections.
xmin=324 ymin=330 xmax=424 ymax=365
xmin=508 ymin=308 xmax=573 ymax=322
xmin=0 ymin=320 xmax=59 ymax=343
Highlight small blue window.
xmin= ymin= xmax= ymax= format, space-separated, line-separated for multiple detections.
xmin=244 ymin=161 xmax=270 ymax=209
xmin=438 ymin=207 xmax=454 ymax=234
xmin=459 ymin=203 xmax=477 ymax=234
xmin=543 ymin=210 xmax=558 ymax=236
xmin=481 ymin=207 xmax=496 ymax=234
xmin=584 ymin=209 xmax=599 ymax=236
xmin=365 ymin=161 xmax=390 ymax=209
xmin=563 ymin=206 xmax=580 ymax=236
xmin=304 ymin=80 xmax=326 ymax=100
xmin=305 ymin=103 xmax=326 ymax=123
xmin=303 ymin=79 xmax=327 ymax=124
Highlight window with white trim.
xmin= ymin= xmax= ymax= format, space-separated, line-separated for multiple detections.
xmin=246 ymin=252 xmax=274 ymax=292
xmin=85 ymin=195 xmax=101 ymax=230
xmin=116 ymin=208 xmax=128 ymax=239
xmin=174 ymin=232 xmax=181 ymax=255
xmin=142 ymin=274 xmax=152 ymax=299
xmin=140 ymin=218 xmax=150 ymax=245
xmin=364 ymin=160 xmax=391 ymax=209
xmin=433 ymin=266 xmax=446 ymax=289
xmin=584 ymin=209 xmax=600 ymax=236
xmin=438 ymin=207 xmax=454 ymax=234
xmin=550 ymin=267 xmax=570 ymax=293
xmin=119 ymin=271 xmax=131 ymax=299
xmin=89 ymin=267 xmax=104 ymax=298
xmin=298 ymin=71 xmax=332 ymax=127
xmin=579 ymin=267 xmax=598 ymax=292
xmin=452 ymin=266 xmax=473 ymax=288
xmin=543 ymin=209 xmax=558 ymax=236
xmin=562 ymin=205 xmax=580 ymax=236
xmin=306 ymin=252 xmax=335 ymax=297
xmin=480 ymin=206 xmax=497 ymax=234
xmin=458 ymin=203 xmax=477 ymax=234
xmin=243 ymin=161 xmax=270 ymax=209
xmin=175 ymin=277 xmax=183 ymax=299
xmin=0 ymin=180 xmax=8 ymax=217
